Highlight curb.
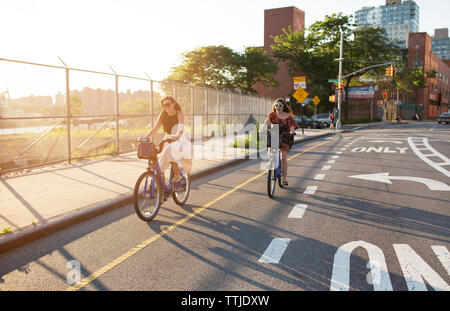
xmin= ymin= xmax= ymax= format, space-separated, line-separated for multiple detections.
xmin=0 ymin=131 xmax=333 ymax=255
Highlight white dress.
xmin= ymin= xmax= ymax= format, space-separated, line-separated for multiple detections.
xmin=158 ymin=123 xmax=192 ymax=175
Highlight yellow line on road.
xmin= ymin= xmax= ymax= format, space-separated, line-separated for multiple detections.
xmin=67 ymin=138 xmax=332 ymax=291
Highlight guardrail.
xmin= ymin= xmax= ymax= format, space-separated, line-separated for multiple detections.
xmin=0 ymin=57 xmax=274 ymax=174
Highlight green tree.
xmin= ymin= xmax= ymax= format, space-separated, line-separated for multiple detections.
xmin=64 ymin=96 xmax=82 ymax=116
xmin=166 ymin=45 xmax=279 ymax=94
xmin=271 ymin=13 xmax=400 ymax=118
xmin=235 ymin=47 xmax=279 ymax=95
xmin=166 ymin=45 xmax=239 ymax=90
xmin=388 ymin=60 xmax=435 ymax=105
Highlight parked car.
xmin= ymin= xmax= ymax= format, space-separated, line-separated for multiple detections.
xmin=437 ymin=112 xmax=450 ymax=124
xmin=311 ymin=113 xmax=331 ymax=127
xmin=293 ymin=116 xmax=323 ymax=129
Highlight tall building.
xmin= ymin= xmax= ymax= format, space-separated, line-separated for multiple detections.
xmin=432 ymin=28 xmax=450 ymax=60
xmin=355 ymin=0 xmax=419 ymax=48
xmin=256 ymin=7 xmax=305 ymax=100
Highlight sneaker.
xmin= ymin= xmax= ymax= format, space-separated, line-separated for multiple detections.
xmin=173 ymin=172 xmax=183 ymax=184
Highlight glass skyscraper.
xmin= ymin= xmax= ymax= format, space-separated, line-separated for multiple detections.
xmin=355 ymin=0 xmax=419 ymax=48
xmin=432 ymin=28 xmax=450 ymax=60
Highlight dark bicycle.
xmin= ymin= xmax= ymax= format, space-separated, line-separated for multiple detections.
xmin=133 ymin=137 xmax=190 ymax=221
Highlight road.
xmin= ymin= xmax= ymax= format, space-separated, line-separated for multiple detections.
xmin=0 ymin=122 xmax=449 ymax=292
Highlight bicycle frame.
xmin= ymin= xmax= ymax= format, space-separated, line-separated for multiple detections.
xmin=145 ymin=160 xmax=187 ymax=199
xmin=267 ymin=147 xmax=282 ymax=178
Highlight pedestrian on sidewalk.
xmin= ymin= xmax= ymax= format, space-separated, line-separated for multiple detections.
xmin=141 ymin=96 xmax=192 ymax=180
xmin=261 ymin=98 xmax=298 ymax=186
xmin=329 ymin=112 xmax=335 ymax=129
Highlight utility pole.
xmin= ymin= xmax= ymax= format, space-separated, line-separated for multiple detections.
xmin=336 ymin=28 xmax=344 ymax=130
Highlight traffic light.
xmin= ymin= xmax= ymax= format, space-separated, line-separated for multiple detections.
xmin=385 ymin=66 xmax=392 ymax=77
xmin=383 ymin=92 xmax=388 ymax=100
xmin=392 ymin=66 xmax=396 ymax=77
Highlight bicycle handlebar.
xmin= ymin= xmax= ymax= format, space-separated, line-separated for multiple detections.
xmin=138 ymin=137 xmax=175 ymax=155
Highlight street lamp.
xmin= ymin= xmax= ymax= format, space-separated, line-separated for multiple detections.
xmin=336 ymin=28 xmax=344 ymax=130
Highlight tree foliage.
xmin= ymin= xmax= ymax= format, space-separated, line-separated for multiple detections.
xmin=166 ymin=45 xmax=279 ymax=94
xmin=271 ymin=13 xmax=401 ymax=117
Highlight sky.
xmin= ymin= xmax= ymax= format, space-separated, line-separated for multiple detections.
xmin=0 ymin=0 xmax=449 ymax=98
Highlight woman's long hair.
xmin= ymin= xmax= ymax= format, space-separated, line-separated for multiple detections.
xmin=161 ymin=96 xmax=182 ymax=111
xmin=272 ymin=98 xmax=293 ymax=115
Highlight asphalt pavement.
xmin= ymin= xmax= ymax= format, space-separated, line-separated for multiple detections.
xmin=0 ymin=121 xmax=448 ymax=292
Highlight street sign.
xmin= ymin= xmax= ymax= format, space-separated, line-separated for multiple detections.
xmin=328 ymin=79 xmax=339 ymax=83
xmin=293 ymin=87 xmax=308 ymax=103
xmin=313 ymin=96 xmax=320 ymax=106
xmin=293 ymin=76 xmax=306 ymax=90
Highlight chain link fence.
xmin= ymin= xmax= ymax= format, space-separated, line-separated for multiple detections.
xmin=0 ymin=57 xmax=275 ymax=174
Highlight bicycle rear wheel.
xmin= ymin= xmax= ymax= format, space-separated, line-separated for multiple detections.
xmin=172 ymin=166 xmax=190 ymax=206
xmin=133 ymin=171 xmax=162 ymax=221
xmin=267 ymin=169 xmax=277 ymax=198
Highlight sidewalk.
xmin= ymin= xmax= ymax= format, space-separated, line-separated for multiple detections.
xmin=0 ymin=128 xmax=334 ymax=252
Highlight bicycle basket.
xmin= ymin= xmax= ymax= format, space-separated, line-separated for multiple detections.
xmin=137 ymin=142 xmax=157 ymax=159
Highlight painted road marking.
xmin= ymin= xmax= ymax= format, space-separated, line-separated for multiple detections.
xmin=66 ymin=139 xmax=333 ymax=291
xmin=327 ymin=160 xmax=336 ymax=164
xmin=350 ymin=173 xmax=450 ymax=191
xmin=336 ymin=152 xmax=343 ymax=155
xmin=258 ymin=238 xmax=290 ymax=264
xmin=314 ymin=174 xmax=325 ymax=180
xmin=330 ymin=241 xmax=392 ymax=291
xmin=394 ymin=244 xmax=450 ymax=291
xmin=408 ymin=137 xmax=450 ymax=178
xmin=332 ymin=155 xmax=340 ymax=159
xmin=368 ymin=140 xmax=403 ymax=144
xmin=351 ymin=147 xmax=408 ymax=154
xmin=304 ymin=186 xmax=318 ymax=194
xmin=431 ymin=246 xmax=450 ymax=276
xmin=340 ymin=148 xmax=347 ymax=151
xmin=331 ymin=242 xmax=450 ymax=291
xmin=288 ymin=204 xmax=308 ymax=219
xmin=322 ymin=166 xmax=332 ymax=170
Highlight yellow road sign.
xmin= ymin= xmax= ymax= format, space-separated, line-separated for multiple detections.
xmin=313 ymin=96 xmax=320 ymax=106
xmin=293 ymin=87 xmax=308 ymax=103
xmin=293 ymin=76 xmax=306 ymax=90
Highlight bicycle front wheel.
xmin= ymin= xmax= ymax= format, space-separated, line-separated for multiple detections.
xmin=267 ymin=169 xmax=276 ymax=198
xmin=172 ymin=167 xmax=190 ymax=206
xmin=133 ymin=171 xmax=162 ymax=221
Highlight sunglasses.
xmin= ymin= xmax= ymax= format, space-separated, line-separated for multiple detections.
xmin=274 ymin=104 xmax=284 ymax=108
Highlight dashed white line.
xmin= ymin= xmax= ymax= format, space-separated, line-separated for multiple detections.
xmin=258 ymin=238 xmax=290 ymax=264
xmin=327 ymin=160 xmax=336 ymax=164
xmin=304 ymin=186 xmax=318 ymax=194
xmin=288 ymin=204 xmax=308 ymax=219
xmin=314 ymin=174 xmax=325 ymax=180
xmin=332 ymin=156 xmax=340 ymax=159
xmin=322 ymin=166 xmax=332 ymax=170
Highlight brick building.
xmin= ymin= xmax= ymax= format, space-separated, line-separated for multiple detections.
xmin=408 ymin=32 xmax=450 ymax=118
xmin=255 ymin=7 xmax=305 ymax=101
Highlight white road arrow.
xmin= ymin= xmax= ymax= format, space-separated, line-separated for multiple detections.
xmin=349 ymin=173 xmax=450 ymax=191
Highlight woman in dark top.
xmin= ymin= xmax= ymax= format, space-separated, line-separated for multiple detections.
xmin=262 ymin=98 xmax=298 ymax=186
xmin=142 ymin=96 xmax=192 ymax=178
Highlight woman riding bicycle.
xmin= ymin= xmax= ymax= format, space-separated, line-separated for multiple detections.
xmin=141 ymin=96 xmax=192 ymax=181
xmin=262 ymin=98 xmax=298 ymax=186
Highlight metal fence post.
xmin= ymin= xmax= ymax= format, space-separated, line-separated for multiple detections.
xmin=240 ymin=92 xmax=244 ymax=125
xmin=217 ymin=88 xmax=221 ymax=135
xmin=114 ymin=74 xmax=120 ymax=155
xmin=191 ymin=84 xmax=194 ymax=142
xmin=65 ymin=67 xmax=71 ymax=163
xmin=205 ymin=86 xmax=208 ymax=133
